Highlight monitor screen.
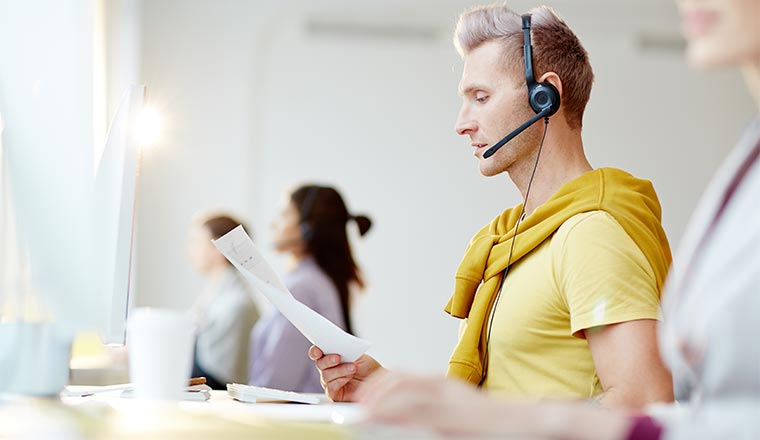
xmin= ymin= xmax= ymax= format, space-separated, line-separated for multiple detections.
xmin=93 ymin=85 xmax=145 ymax=345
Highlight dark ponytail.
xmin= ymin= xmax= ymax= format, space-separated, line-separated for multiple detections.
xmin=351 ymin=215 xmax=372 ymax=237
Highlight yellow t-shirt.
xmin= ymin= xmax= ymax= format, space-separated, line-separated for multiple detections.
xmin=481 ymin=210 xmax=662 ymax=398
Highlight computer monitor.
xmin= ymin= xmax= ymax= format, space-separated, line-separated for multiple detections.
xmin=0 ymin=78 xmax=144 ymax=394
xmin=93 ymin=84 xmax=145 ymax=345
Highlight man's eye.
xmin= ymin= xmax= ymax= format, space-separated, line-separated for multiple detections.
xmin=475 ymin=94 xmax=489 ymax=103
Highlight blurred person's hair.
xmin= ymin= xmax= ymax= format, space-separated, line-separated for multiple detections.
xmin=290 ymin=184 xmax=372 ymax=335
xmin=454 ymin=4 xmax=594 ymax=129
xmin=201 ymin=214 xmax=248 ymax=265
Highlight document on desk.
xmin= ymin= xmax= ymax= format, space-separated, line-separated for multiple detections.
xmin=212 ymin=225 xmax=371 ymax=362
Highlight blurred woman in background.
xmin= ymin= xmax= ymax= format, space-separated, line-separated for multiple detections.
xmin=188 ymin=214 xmax=262 ymax=389
xmin=248 ymin=184 xmax=372 ymax=392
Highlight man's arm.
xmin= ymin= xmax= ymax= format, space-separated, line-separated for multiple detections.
xmin=585 ymin=319 xmax=673 ymax=409
xmin=555 ymin=211 xmax=674 ymax=409
xmin=359 ymin=373 xmax=635 ymax=440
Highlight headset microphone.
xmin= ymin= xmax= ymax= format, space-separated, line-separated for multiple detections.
xmin=483 ymin=14 xmax=560 ymax=160
xmin=483 ymin=106 xmax=552 ymax=159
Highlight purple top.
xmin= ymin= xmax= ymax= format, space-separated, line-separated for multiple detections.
xmin=248 ymin=257 xmax=347 ymax=392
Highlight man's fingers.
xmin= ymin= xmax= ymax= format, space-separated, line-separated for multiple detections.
xmin=321 ymin=362 xmax=357 ymax=384
xmin=308 ymin=345 xmax=323 ymax=360
xmin=325 ymin=375 xmax=352 ymax=400
xmin=315 ymin=353 xmax=343 ymax=371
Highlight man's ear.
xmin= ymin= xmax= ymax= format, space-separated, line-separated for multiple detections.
xmin=539 ymin=71 xmax=563 ymax=99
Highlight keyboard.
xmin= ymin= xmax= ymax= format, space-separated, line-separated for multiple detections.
xmin=227 ymin=383 xmax=321 ymax=404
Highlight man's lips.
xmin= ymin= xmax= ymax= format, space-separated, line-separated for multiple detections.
xmin=472 ymin=143 xmax=489 ymax=157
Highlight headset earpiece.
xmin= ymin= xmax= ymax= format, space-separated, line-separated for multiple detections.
xmin=299 ymin=222 xmax=313 ymax=242
xmin=523 ymin=14 xmax=560 ymax=118
xmin=298 ymin=186 xmax=321 ymax=242
xmin=528 ymin=82 xmax=560 ymax=116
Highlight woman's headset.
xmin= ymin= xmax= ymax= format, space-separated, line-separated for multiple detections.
xmin=298 ymin=186 xmax=321 ymax=242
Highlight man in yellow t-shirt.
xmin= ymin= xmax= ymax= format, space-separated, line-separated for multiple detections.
xmin=482 ymin=211 xmax=662 ymax=398
xmin=310 ymin=4 xmax=673 ymax=409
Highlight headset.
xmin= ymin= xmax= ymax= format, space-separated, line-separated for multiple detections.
xmin=480 ymin=13 xmax=555 ymax=383
xmin=299 ymin=186 xmax=321 ymax=242
xmin=482 ymin=14 xmax=560 ymax=159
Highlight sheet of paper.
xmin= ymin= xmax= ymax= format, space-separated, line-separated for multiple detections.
xmin=212 ymin=225 xmax=371 ymax=362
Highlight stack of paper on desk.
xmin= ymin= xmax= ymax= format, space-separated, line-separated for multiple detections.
xmin=212 ymin=225 xmax=372 ymax=362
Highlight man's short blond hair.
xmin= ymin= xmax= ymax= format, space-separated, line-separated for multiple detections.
xmin=454 ymin=4 xmax=594 ymax=129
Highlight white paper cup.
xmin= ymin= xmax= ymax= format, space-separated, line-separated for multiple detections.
xmin=127 ymin=307 xmax=195 ymax=400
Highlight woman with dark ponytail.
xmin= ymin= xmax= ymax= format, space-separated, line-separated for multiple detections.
xmin=248 ymin=184 xmax=371 ymax=392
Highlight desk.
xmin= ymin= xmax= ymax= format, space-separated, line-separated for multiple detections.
xmin=0 ymin=389 xmax=446 ymax=439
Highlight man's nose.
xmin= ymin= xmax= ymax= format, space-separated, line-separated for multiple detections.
xmin=455 ymin=107 xmax=476 ymax=136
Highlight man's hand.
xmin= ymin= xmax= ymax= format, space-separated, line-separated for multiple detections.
xmin=308 ymin=345 xmax=384 ymax=402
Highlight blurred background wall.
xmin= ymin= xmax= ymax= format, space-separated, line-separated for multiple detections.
xmin=124 ymin=0 xmax=755 ymax=372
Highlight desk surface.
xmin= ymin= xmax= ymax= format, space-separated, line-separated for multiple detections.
xmin=0 ymin=389 xmax=446 ymax=440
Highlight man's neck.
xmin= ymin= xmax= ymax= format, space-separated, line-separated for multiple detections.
xmin=508 ymin=130 xmax=592 ymax=215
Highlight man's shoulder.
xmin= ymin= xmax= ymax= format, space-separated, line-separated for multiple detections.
xmin=550 ymin=209 xmax=657 ymax=286
xmin=553 ymin=210 xmax=633 ymax=250
xmin=556 ymin=210 xmax=618 ymax=234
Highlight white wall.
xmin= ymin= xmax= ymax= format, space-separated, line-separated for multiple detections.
xmin=136 ymin=0 xmax=261 ymax=307
xmin=134 ymin=0 xmax=756 ymax=373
